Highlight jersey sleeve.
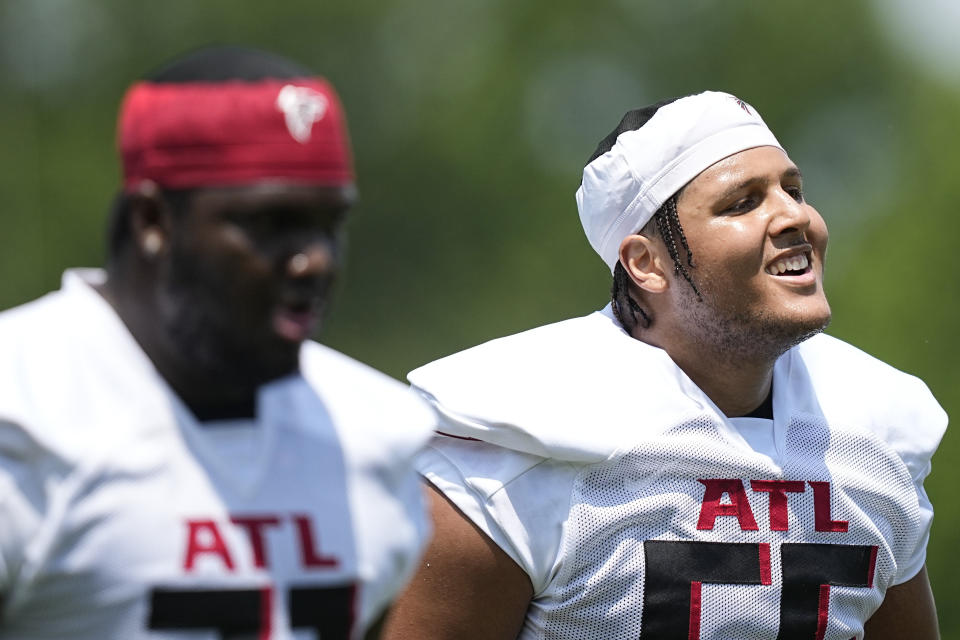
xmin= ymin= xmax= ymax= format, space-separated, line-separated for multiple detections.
xmin=885 ymin=375 xmax=946 ymax=585
xmin=349 ymin=443 xmax=432 ymax=632
xmin=276 ymin=350 xmax=439 ymax=631
xmin=795 ymin=335 xmax=948 ymax=585
xmin=896 ymin=482 xmax=933 ymax=585
xmin=416 ymin=436 xmax=578 ymax=596
xmin=0 ymin=418 xmax=61 ymax=600
xmin=890 ymin=376 xmax=945 ymax=585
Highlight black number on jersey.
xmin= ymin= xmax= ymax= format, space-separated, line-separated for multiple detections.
xmin=148 ymin=584 xmax=354 ymax=639
xmin=641 ymin=540 xmax=876 ymax=639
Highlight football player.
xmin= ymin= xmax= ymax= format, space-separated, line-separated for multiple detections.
xmin=383 ymin=92 xmax=946 ymax=639
xmin=0 ymin=46 xmax=434 ymax=639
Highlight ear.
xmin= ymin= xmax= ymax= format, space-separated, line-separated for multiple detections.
xmin=618 ymin=233 xmax=669 ymax=294
xmin=126 ymin=180 xmax=171 ymax=259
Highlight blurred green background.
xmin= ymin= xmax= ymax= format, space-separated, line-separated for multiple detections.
xmin=1 ymin=0 xmax=957 ymax=631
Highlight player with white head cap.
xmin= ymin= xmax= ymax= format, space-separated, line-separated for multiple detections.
xmin=382 ymin=91 xmax=946 ymax=639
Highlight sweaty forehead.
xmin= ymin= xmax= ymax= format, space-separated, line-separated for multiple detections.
xmin=680 ymin=146 xmax=797 ymax=201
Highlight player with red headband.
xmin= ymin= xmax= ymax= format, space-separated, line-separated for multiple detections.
xmin=0 ymin=46 xmax=434 ymax=638
xmin=383 ymin=92 xmax=946 ymax=639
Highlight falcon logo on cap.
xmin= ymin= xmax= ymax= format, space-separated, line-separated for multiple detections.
xmin=731 ymin=96 xmax=751 ymax=114
xmin=276 ymin=84 xmax=329 ymax=144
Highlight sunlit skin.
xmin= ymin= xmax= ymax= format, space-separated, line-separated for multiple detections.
xmin=99 ymin=180 xmax=355 ymax=420
xmin=381 ymin=145 xmax=939 ymax=640
xmin=619 ymin=146 xmax=830 ymax=416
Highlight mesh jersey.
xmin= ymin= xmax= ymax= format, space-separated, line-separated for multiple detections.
xmin=411 ymin=306 xmax=946 ymax=640
xmin=0 ymin=269 xmax=435 ymax=639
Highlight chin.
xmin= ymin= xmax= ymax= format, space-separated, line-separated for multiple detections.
xmin=250 ymin=341 xmax=303 ymax=383
xmin=790 ymin=300 xmax=832 ymax=334
xmin=174 ymin=324 xmax=301 ymax=389
xmin=767 ymin=307 xmax=832 ymax=357
xmin=689 ymin=299 xmax=832 ymax=364
xmin=786 ymin=320 xmax=828 ymax=349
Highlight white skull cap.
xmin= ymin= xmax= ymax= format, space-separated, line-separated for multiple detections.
xmin=576 ymin=91 xmax=783 ymax=272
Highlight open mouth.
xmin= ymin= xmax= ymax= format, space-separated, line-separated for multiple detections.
xmin=765 ymin=252 xmax=811 ymax=277
xmin=286 ymin=299 xmax=313 ymax=314
xmin=272 ymin=298 xmax=320 ymax=342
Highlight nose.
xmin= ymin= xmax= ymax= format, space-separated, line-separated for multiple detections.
xmin=769 ymin=188 xmax=811 ymax=239
xmin=285 ymin=240 xmax=335 ymax=279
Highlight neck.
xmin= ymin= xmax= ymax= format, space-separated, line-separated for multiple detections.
xmin=96 ymin=273 xmax=259 ymax=421
xmin=633 ymin=323 xmax=777 ymax=418
xmin=671 ymin=343 xmax=774 ymax=417
xmin=157 ymin=357 xmax=259 ymax=421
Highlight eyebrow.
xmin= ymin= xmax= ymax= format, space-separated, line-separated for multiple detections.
xmin=715 ymin=166 xmax=803 ymax=203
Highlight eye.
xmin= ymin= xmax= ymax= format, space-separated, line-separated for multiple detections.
xmin=784 ymin=184 xmax=804 ymax=203
xmin=722 ymin=194 xmax=760 ymax=215
xmin=230 ymin=208 xmax=343 ymax=237
xmin=226 ymin=212 xmax=273 ymax=234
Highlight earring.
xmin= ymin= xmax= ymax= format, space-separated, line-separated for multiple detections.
xmin=288 ymin=253 xmax=310 ymax=276
xmin=142 ymin=230 xmax=163 ymax=257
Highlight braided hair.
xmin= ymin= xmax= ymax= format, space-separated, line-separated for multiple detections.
xmin=586 ymin=98 xmax=702 ymax=333
xmin=610 ymin=190 xmax=700 ymax=332
xmin=651 ymin=190 xmax=700 ymax=297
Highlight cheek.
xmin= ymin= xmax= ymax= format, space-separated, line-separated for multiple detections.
xmin=698 ymin=223 xmax=764 ymax=277
xmin=214 ymin=230 xmax=275 ymax=278
xmin=813 ymin=221 xmax=830 ymax=259
xmin=219 ymin=226 xmax=252 ymax=250
xmin=808 ymin=209 xmax=829 ymax=257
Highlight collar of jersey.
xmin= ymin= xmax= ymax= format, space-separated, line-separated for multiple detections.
xmin=409 ymin=305 xmax=826 ymax=463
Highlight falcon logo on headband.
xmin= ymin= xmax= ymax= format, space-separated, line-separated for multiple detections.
xmin=276 ymin=84 xmax=329 ymax=143
xmin=731 ymin=96 xmax=751 ymax=114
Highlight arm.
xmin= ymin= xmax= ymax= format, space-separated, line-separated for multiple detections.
xmin=863 ymin=565 xmax=939 ymax=639
xmin=380 ymin=482 xmax=533 ymax=640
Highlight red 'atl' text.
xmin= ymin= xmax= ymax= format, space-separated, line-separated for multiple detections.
xmin=697 ymin=479 xmax=848 ymax=532
xmin=183 ymin=513 xmax=339 ymax=571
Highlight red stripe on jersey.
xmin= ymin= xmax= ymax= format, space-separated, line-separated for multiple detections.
xmin=259 ymin=586 xmax=274 ymax=640
xmin=759 ymin=543 xmax=772 ymax=585
xmin=815 ymin=584 xmax=831 ymax=640
xmin=867 ymin=546 xmax=878 ymax=588
xmin=689 ymin=581 xmax=702 ymax=640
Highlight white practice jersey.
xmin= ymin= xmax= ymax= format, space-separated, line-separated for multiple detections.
xmin=410 ymin=306 xmax=946 ymax=640
xmin=0 ymin=269 xmax=435 ymax=639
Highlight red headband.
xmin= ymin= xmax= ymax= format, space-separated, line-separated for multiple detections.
xmin=118 ymin=77 xmax=354 ymax=190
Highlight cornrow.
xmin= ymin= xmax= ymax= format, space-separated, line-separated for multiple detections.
xmin=653 ymin=195 xmax=701 ymax=299
xmin=611 ymin=262 xmax=651 ymax=330
xmin=610 ymin=192 xmax=701 ymax=333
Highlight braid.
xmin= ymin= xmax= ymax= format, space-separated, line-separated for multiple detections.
xmin=611 ymin=262 xmax=651 ymax=331
xmin=609 ymin=192 xmax=701 ymax=333
xmin=654 ymin=195 xmax=701 ymax=299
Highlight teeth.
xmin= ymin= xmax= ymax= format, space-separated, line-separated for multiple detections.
xmin=766 ymin=253 xmax=809 ymax=275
